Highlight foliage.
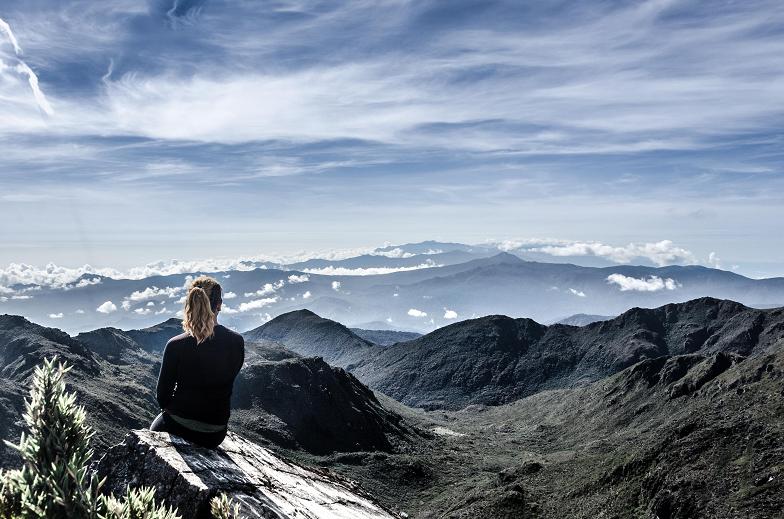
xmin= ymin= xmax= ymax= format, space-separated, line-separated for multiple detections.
xmin=0 ymin=358 xmax=181 ymax=519
xmin=101 ymin=487 xmax=179 ymax=519
xmin=209 ymin=493 xmax=241 ymax=519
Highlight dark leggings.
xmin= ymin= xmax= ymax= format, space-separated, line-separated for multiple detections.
xmin=150 ymin=412 xmax=227 ymax=449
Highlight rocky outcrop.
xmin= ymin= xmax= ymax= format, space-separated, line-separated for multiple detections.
xmin=232 ymin=356 xmax=415 ymax=454
xmin=96 ymin=430 xmax=396 ymax=519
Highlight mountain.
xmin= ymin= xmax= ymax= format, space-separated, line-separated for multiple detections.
xmin=554 ymin=313 xmax=614 ymax=326
xmin=4 ymin=247 xmax=784 ymax=334
xmin=350 ymin=328 xmax=422 ymax=346
xmin=385 ymin=341 xmax=784 ymax=518
xmin=3 ymin=302 xmax=782 ymax=517
xmin=232 ymin=356 xmax=417 ymax=454
xmin=244 ymin=309 xmax=379 ymax=368
xmin=285 ymin=249 xmax=492 ymax=271
xmin=350 ymin=298 xmax=784 ymax=409
xmin=125 ymin=317 xmax=183 ymax=352
xmin=0 ymin=315 xmax=415 ymax=467
xmin=0 ymin=314 xmax=156 ymax=466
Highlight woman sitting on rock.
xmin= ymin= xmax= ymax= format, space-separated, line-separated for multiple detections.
xmin=151 ymin=275 xmax=245 ymax=448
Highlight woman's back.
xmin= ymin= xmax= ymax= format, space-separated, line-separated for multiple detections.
xmin=156 ymin=324 xmax=245 ymax=425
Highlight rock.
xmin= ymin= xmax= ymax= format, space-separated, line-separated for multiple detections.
xmin=231 ymin=356 xmax=415 ymax=454
xmin=95 ymin=430 xmax=395 ymax=519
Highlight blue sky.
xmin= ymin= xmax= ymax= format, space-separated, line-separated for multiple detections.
xmin=1 ymin=0 xmax=783 ymax=276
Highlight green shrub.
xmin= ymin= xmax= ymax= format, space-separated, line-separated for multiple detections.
xmin=0 ymin=358 xmax=180 ymax=519
xmin=209 ymin=493 xmax=240 ymax=519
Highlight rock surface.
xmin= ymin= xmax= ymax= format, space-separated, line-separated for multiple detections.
xmin=96 ymin=430 xmax=395 ymax=519
xmin=232 ymin=356 xmax=415 ymax=454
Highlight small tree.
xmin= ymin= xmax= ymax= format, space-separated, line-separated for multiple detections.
xmin=0 ymin=358 xmax=179 ymax=519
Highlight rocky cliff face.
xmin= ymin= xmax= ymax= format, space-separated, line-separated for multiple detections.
xmin=95 ymin=430 xmax=395 ymax=519
xmin=232 ymin=356 xmax=417 ymax=454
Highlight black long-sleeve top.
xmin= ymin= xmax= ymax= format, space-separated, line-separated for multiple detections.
xmin=156 ymin=324 xmax=245 ymax=426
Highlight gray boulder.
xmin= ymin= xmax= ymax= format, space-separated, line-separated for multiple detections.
xmin=95 ymin=430 xmax=395 ymax=519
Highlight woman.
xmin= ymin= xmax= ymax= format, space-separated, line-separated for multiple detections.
xmin=150 ymin=275 xmax=244 ymax=448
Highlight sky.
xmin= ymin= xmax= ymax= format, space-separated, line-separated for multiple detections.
xmin=1 ymin=0 xmax=783 ymax=277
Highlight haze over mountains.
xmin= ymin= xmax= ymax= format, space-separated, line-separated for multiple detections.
xmin=2 ymin=241 xmax=783 ymax=335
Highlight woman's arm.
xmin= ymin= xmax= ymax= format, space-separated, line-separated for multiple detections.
xmin=156 ymin=340 xmax=178 ymax=409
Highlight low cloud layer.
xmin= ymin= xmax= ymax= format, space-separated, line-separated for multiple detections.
xmin=496 ymin=239 xmax=697 ymax=266
xmin=238 ymin=297 xmax=278 ymax=313
xmin=606 ymin=274 xmax=680 ymax=292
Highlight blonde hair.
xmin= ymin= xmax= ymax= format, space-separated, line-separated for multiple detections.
xmin=183 ymin=275 xmax=222 ymax=344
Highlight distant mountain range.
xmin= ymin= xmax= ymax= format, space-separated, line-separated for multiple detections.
xmin=2 ymin=242 xmax=783 ymax=334
xmin=554 ymin=313 xmax=614 ymax=326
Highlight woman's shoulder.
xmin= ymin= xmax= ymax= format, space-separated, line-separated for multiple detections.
xmin=167 ymin=331 xmax=192 ymax=343
xmin=165 ymin=332 xmax=193 ymax=349
xmin=215 ymin=324 xmax=244 ymax=344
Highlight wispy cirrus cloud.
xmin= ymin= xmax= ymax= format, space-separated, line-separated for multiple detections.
xmin=0 ymin=2 xmax=783 ymax=273
xmin=2 ymin=1 xmax=784 ymax=151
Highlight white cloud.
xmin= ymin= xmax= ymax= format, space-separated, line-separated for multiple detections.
xmin=0 ymin=17 xmax=23 ymax=55
xmin=96 ymin=301 xmax=117 ymax=313
xmin=331 ymin=281 xmax=341 ymax=291
xmin=146 ymin=301 xmax=155 ymax=307
xmin=238 ymin=297 xmax=279 ymax=312
xmin=128 ymin=285 xmax=184 ymax=302
xmin=408 ymin=308 xmax=427 ymax=318
xmin=10 ymin=295 xmax=32 ymax=300
xmin=48 ymin=312 xmax=63 ymax=319
xmin=134 ymin=307 xmax=152 ymax=315
xmin=372 ymin=248 xmax=414 ymax=258
xmin=496 ymin=240 xmax=525 ymax=252
xmin=223 ymin=291 xmax=237 ymax=299
xmin=708 ymin=252 xmax=722 ymax=269
xmin=14 ymin=61 xmax=54 ymax=116
xmin=0 ymin=256 xmax=275 ymax=289
xmin=569 ymin=288 xmax=586 ymax=297
xmin=288 ymin=274 xmax=310 ymax=283
xmin=221 ymin=305 xmax=238 ymax=314
xmin=302 ymin=291 xmax=312 ymax=299
xmin=154 ymin=307 xmax=169 ymax=315
xmin=245 ymin=280 xmax=284 ymax=297
xmin=75 ymin=309 xmax=85 ymax=314
xmin=530 ymin=240 xmax=697 ymax=266
xmin=65 ymin=277 xmax=102 ymax=290
xmin=606 ymin=273 xmax=681 ymax=292
xmin=303 ymin=262 xmax=440 ymax=276
xmin=121 ymin=300 xmax=132 ymax=311
xmin=443 ymin=309 xmax=458 ymax=319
